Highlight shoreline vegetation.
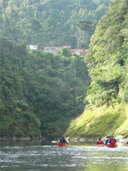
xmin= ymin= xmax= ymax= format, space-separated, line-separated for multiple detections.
xmin=65 ymin=104 xmax=128 ymax=139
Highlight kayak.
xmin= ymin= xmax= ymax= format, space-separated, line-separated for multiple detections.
xmin=106 ymin=143 xmax=117 ymax=148
xmin=97 ymin=144 xmax=104 ymax=147
xmin=57 ymin=143 xmax=66 ymax=147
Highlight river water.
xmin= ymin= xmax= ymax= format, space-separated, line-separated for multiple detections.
xmin=0 ymin=142 xmax=128 ymax=171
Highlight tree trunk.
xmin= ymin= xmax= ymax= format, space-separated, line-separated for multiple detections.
xmin=115 ymin=83 xmax=119 ymax=98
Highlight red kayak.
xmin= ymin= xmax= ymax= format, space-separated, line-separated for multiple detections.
xmin=97 ymin=144 xmax=104 ymax=147
xmin=57 ymin=143 xmax=66 ymax=147
xmin=106 ymin=144 xmax=117 ymax=148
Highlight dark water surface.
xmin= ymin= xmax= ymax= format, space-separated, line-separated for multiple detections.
xmin=0 ymin=142 xmax=128 ymax=171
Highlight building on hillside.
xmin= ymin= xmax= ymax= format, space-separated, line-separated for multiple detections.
xmin=43 ymin=46 xmax=61 ymax=53
xmin=27 ymin=45 xmax=38 ymax=50
xmin=61 ymin=46 xmax=71 ymax=52
xmin=71 ymin=49 xmax=88 ymax=56
xmin=43 ymin=46 xmax=88 ymax=56
xmin=43 ymin=46 xmax=71 ymax=54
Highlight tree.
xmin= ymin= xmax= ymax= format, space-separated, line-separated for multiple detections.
xmin=85 ymin=0 xmax=128 ymax=107
xmin=76 ymin=20 xmax=96 ymax=49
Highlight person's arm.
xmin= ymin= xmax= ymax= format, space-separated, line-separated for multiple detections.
xmin=64 ymin=138 xmax=67 ymax=143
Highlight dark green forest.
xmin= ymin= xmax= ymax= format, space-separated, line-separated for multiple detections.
xmin=0 ymin=37 xmax=90 ymax=138
xmin=0 ymin=0 xmax=112 ymax=49
xmin=0 ymin=0 xmax=113 ymax=139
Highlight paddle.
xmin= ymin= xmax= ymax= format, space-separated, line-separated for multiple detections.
xmin=52 ymin=140 xmax=58 ymax=143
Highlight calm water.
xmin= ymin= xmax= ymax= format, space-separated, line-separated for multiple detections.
xmin=0 ymin=142 xmax=128 ymax=171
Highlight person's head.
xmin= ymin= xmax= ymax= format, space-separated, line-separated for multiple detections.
xmin=99 ymin=138 xmax=101 ymax=140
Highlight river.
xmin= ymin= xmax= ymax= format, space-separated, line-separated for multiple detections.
xmin=0 ymin=142 xmax=128 ymax=171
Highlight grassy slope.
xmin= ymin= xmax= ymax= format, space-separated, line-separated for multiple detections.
xmin=65 ymin=103 xmax=128 ymax=138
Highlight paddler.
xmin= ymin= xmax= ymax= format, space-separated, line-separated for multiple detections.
xmin=97 ymin=138 xmax=104 ymax=145
xmin=59 ymin=136 xmax=67 ymax=143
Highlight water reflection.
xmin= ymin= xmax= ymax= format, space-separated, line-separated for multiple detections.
xmin=83 ymin=164 xmax=128 ymax=171
xmin=75 ymin=145 xmax=128 ymax=171
xmin=0 ymin=142 xmax=127 ymax=171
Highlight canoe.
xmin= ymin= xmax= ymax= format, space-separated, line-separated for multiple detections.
xmin=57 ymin=143 xmax=66 ymax=147
xmin=106 ymin=143 xmax=117 ymax=148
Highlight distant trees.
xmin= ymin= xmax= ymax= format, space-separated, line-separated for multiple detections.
xmin=0 ymin=0 xmax=112 ymax=48
xmin=76 ymin=20 xmax=96 ymax=49
xmin=58 ymin=48 xmax=70 ymax=57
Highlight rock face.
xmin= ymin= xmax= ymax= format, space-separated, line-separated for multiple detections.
xmin=68 ymin=136 xmax=128 ymax=145
xmin=70 ymin=137 xmax=97 ymax=143
xmin=0 ymin=136 xmax=42 ymax=142
xmin=115 ymin=136 xmax=128 ymax=144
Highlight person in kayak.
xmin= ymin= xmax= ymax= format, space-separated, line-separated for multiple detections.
xmin=105 ymin=136 xmax=116 ymax=145
xmin=97 ymin=138 xmax=104 ymax=145
xmin=105 ymin=136 xmax=111 ymax=145
xmin=59 ymin=136 xmax=67 ymax=143
xmin=110 ymin=137 xmax=117 ymax=144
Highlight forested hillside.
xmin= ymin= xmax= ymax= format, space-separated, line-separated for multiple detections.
xmin=65 ymin=0 xmax=128 ymax=138
xmin=0 ymin=0 xmax=111 ymax=48
xmin=0 ymin=37 xmax=90 ymax=139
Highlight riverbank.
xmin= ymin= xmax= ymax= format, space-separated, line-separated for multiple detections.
xmin=65 ymin=104 xmax=128 ymax=139
xmin=0 ymin=136 xmax=44 ymax=142
xmin=68 ymin=135 xmax=128 ymax=145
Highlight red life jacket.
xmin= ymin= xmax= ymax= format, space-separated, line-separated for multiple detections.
xmin=98 ymin=140 xmax=103 ymax=144
xmin=111 ymin=138 xmax=115 ymax=144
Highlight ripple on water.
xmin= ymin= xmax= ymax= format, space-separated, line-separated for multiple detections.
xmin=0 ymin=145 xmax=128 ymax=171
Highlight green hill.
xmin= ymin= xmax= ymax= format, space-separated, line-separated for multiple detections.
xmin=65 ymin=0 xmax=128 ymax=138
xmin=0 ymin=0 xmax=111 ymax=48
xmin=0 ymin=37 xmax=90 ymax=139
